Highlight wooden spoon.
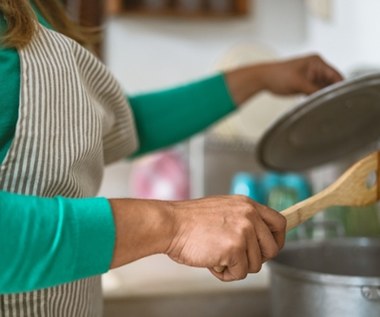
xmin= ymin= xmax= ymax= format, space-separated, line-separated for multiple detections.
xmin=213 ymin=151 xmax=380 ymax=273
xmin=282 ymin=150 xmax=380 ymax=232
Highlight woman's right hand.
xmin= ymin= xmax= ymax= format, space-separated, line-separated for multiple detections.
xmin=166 ymin=195 xmax=286 ymax=281
xmin=110 ymin=195 xmax=286 ymax=282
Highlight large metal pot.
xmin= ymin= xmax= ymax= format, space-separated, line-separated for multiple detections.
xmin=269 ymin=238 xmax=380 ymax=317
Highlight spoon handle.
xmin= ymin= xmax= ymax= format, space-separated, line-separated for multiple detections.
xmin=281 ymin=190 xmax=332 ymax=232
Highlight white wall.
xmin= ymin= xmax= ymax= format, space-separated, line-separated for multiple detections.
xmin=104 ymin=0 xmax=380 ymax=94
xmin=303 ymin=0 xmax=380 ymax=75
xmin=104 ymin=0 xmax=308 ymax=93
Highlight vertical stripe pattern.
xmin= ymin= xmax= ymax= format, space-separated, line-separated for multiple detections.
xmin=0 ymin=25 xmax=138 ymax=317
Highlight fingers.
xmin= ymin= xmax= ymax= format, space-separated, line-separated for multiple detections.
xmin=323 ymin=63 xmax=344 ymax=83
xmin=254 ymin=216 xmax=282 ymax=263
xmin=245 ymin=228 xmax=263 ymax=272
xmin=316 ymin=56 xmax=344 ymax=84
xmin=257 ymin=206 xmax=287 ymax=249
xmin=222 ymin=255 xmax=249 ymax=282
xmin=305 ymin=54 xmax=344 ymax=90
xmin=209 ymin=242 xmax=250 ymax=282
xmin=211 ymin=200 xmax=285 ymax=281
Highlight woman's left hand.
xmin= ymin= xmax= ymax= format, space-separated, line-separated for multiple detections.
xmin=226 ymin=54 xmax=343 ymax=105
xmin=259 ymin=54 xmax=343 ymax=96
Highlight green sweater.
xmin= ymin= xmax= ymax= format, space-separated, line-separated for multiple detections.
xmin=0 ymin=10 xmax=235 ymax=293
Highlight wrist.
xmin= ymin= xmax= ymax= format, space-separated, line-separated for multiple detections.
xmin=110 ymin=198 xmax=175 ymax=268
xmin=224 ymin=64 xmax=268 ymax=106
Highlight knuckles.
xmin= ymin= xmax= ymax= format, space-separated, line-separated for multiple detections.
xmin=230 ymin=195 xmax=259 ymax=216
xmin=222 ymin=236 xmax=246 ymax=256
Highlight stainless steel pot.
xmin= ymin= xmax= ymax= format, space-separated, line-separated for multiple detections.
xmin=269 ymin=238 xmax=380 ymax=317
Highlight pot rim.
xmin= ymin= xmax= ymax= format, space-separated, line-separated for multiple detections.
xmin=269 ymin=237 xmax=380 ymax=287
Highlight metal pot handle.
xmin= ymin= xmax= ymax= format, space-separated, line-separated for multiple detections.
xmin=361 ymin=286 xmax=380 ymax=301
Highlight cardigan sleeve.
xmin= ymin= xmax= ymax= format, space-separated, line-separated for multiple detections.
xmin=128 ymin=72 xmax=236 ymax=156
xmin=0 ymin=191 xmax=115 ymax=294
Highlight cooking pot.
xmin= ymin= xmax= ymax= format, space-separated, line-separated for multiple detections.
xmin=255 ymin=71 xmax=380 ymax=316
xmin=269 ymin=238 xmax=380 ymax=317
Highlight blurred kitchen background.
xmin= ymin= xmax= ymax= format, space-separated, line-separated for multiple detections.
xmin=67 ymin=0 xmax=380 ymax=316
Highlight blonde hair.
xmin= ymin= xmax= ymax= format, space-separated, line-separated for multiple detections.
xmin=0 ymin=0 xmax=97 ymax=48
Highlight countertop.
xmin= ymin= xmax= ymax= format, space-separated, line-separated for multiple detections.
xmin=102 ymin=254 xmax=270 ymax=298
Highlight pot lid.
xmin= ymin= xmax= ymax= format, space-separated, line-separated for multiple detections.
xmin=256 ymin=72 xmax=380 ymax=171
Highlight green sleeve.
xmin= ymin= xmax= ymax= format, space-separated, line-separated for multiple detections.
xmin=128 ymin=72 xmax=236 ymax=156
xmin=0 ymin=191 xmax=115 ymax=294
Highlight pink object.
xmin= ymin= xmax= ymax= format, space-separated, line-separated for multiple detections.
xmin=130 ymin=150 xmax=190 ymax=200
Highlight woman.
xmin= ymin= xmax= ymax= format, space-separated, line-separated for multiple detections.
xmin=0 ymin=0 xmax=343 ymax=316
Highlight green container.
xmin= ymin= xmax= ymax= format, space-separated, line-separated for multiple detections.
xmin=267 ymin=186 xmax=299 ymax=241
xmin=326 ymin=204 xmax=380 ymax=237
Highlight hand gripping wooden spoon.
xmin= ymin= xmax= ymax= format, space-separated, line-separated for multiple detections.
xmin=213 ymin=151 xmax=380 ymax=273
xmin=214 ymin=73 xmax=380 ymax=277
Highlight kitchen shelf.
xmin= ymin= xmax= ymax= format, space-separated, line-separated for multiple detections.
xmin=107 ymin=0 xmax=250 ymax=18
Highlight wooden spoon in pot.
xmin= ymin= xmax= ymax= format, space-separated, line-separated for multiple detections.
xmin=214 ymin=151 xmax=380 ymax=273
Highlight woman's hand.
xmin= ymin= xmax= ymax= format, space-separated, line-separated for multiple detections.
xmin=167 ymin=195 xmax=286 ymax=281
xmin=110 ymin=195 xmax=286 ymax=282
xmin=226 ymin=54 xmax=343 ymax=105
xmin=258 ymin=54 xmax=344 ymax=95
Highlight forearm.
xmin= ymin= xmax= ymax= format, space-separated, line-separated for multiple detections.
xmin=128 ymin=73 xmax=236 ymax=156
xmin=109 ymin=195 xmax=286 ymax=282
xmin=0 ymin=192 xmax=173 ymax=293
